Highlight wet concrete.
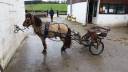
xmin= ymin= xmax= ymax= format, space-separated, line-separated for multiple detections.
xmin=107 ymin=27 xmax=128 ymax=46
xmin=5 ymin=15 xmax=128 ymax=72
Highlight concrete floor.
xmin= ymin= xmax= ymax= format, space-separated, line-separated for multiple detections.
xmin=5 ymin=16 xmax=128 ymax=72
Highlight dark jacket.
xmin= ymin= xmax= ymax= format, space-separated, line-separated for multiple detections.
xmin=49 ymin=9 xmax=54 ymax=16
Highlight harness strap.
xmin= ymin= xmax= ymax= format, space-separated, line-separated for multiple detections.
xmin=44 ymin=23 xmax=69 ymax=38
xmin=44 ymin=22 xmax=50 ymax=38
xmin=58 ymin=23 xmax=61 ymax=33
xmin=53 ymin=23 xmax=60 ymax=38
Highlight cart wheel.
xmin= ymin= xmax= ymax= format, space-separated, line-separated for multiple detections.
xmin=89 ymin=41 xmax=104 ymax=55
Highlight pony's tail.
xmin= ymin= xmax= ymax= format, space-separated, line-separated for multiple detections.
xmin=64 ymin=28 xmax=72 ymax=48
xmin=0 ymin=64 xmax=3 ymax=72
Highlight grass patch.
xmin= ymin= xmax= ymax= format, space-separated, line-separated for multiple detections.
xmin=25 ymin=4 xmax=67 ymax=12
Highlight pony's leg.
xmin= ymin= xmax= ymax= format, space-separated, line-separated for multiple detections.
xmin=61 ymin=40 xmax=66 ymax=52
xmin=61 ymin=28 xmax=72 ymax=52
xmin=42 ymin=38 xmax=47 ymax=53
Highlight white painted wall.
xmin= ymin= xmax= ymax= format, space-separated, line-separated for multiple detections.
xmin=0 ymin=0 xmax=26 ymax=70
xmin=67 ymin=1 xmax=128 ymax=27
xmin=91 ymin=0 xmax=128 ymax=27
xmin=67 ymin=2 xmax=88 ymax=25
xmin=93 ymin=14 xmax=128 ymax=26
xmin=67 ymin=5 xmax=70 ymax=15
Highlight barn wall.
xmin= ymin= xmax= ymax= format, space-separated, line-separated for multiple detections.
xmin=67 ymin=2 xmax=88 ymax=25
xmin=95 ymin=14 xmax=128 ymax=26
xmin=0 ymin=0 xmax=26 ymax=70
xmin=67 ymin=0 xmax=128 ymax=27
xmin=92 ymin=0 xmax=128 ymax=26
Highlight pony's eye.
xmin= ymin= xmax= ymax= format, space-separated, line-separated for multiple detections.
xmin=26 ymin=18 xmax=30 ymax=20
xmin=25 ymin=18 xmax=30 ymax=23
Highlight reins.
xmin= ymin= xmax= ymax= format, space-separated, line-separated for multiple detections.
xmin=14 ymin=25 xmax=27 ymax=33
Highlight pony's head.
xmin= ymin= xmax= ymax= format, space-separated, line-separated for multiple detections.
xmin=23 ymin=13 xmax=33 ymax=28
xmin=23 ymin=13 xmax=42 ymax=28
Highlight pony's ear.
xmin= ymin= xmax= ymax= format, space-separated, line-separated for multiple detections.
xmin=26 ymin=13 xmax=32 ymax=19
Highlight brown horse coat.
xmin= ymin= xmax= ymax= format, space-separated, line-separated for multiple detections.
xmin=23 ymin=13 xmax=72 ymax=53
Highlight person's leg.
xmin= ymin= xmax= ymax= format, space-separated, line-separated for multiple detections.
xmin=51 ymin=15 xmax=53 ymax=22
xmin=57 ymin=14 xmax=58 ymax=17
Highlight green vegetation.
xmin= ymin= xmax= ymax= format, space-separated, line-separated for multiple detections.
xmin=25 ymin=4 xmax=67 ymax=12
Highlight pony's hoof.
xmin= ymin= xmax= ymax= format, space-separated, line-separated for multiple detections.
xmin=61 ymin=48 xmax=66 ymax=52
xmin=42 ymin=50 xmax=47 ymax=54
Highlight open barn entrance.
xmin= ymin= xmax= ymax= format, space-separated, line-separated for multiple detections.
xmin=86 ymin=0 xmax=98 ymax=24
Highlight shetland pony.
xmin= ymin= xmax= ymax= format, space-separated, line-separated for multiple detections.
xmin=23 ymin=13 xmax=71 ymax=53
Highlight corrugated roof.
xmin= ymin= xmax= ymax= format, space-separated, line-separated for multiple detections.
xmin=67 ymin=0 xmax=128 ymax=5
xmin=67 ymin=0 xmax=86 ymax=4
xmin=100 ymin=0 xmax=128 ymax=5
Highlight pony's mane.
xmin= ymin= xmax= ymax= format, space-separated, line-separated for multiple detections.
xmin=33 ymin=15 xmax=42 ymax=27
xmin=26 ymin=13 xmax=42 ymax=27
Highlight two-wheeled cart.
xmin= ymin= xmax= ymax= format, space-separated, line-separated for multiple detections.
xmin=71 ymin=26 xmax=110 ymax=55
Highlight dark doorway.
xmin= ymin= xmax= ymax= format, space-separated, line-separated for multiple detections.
xmin=86 ymin=0 xmax=98 ymax=23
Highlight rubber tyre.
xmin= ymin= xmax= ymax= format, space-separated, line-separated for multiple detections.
xmin=89 ymin=41 xmax=104 ymax=55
